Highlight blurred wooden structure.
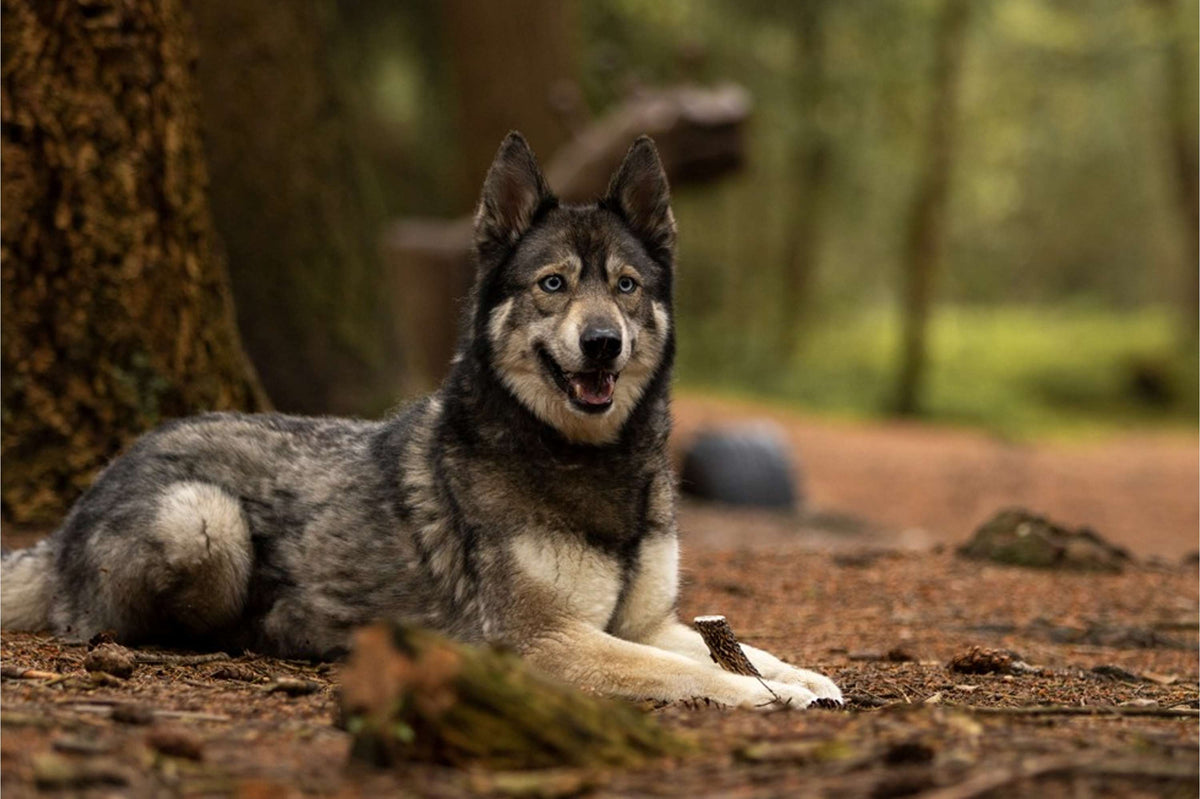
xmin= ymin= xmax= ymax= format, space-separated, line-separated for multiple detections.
xmin=383 ymin=84 xmax=751 ymax=392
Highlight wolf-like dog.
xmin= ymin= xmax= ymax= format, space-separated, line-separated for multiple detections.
xmin=1 ymin=134 xmax=841 ymax=709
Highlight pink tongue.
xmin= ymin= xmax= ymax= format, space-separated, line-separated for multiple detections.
xmin=569 ymin=372 xmax=616 ymax=405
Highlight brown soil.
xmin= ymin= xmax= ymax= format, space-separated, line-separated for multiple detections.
xmin=672 ymin=393 xmax=1199 ymax=560
xmin=2 ymin=551 xmax=1196 ymax=798
xmin=2 ymin=398 xmax=1197 ymax=797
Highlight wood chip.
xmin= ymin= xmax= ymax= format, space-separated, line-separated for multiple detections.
xmin=111 ymin=703 xmax=155 ymax=725
xmin=146 ymin=726 xmax=205 ymax=760
xmin=1 ymin=665 xmax=63 ymax=680
xmin=266 ymin=677 xmax=321 ymax=696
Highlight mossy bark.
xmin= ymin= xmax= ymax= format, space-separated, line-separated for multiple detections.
xmin=339 ymin=624 xmax=692 ymax=770
xmin=1 ymin=0 xmax=268 ymax=525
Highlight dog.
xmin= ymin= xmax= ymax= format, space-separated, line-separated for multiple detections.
xmin=1 ymin=133 xmax=842 ymax=709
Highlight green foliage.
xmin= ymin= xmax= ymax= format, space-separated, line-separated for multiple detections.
xmin=340 ymin=0 xmax=1197 ymax=433
xmin=677 ymin=305 xmax=1198 ymax=438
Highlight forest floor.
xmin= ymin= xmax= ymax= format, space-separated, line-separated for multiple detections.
xmin=2 ymin=396 xmax=1197 ymax=797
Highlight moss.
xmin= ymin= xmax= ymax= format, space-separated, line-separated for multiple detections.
xmin=339 ymin=624 xmax=693 ymax=770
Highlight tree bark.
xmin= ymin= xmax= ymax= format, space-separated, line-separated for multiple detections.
xmin=893 ymin=0 xmax=971 ymax=416
xmin=1 ymin=0 xmax=268 ymax=525
xmin=339 ymin=623 xmax=690 ymax=769
xmin=187 ymin=1 xmax=398 ymax=415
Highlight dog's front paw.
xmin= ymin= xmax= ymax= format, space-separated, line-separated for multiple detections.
xmin=771 ymin=666 xmax=843 ymax=705
xmin=757 ymin=679 xmax=823 ymax=710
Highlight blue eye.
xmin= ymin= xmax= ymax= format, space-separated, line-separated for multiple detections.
xmin=617 ymin=276 xmax=638 ymax=294
xmin=539 ymin=275 xmax=564 ymax=293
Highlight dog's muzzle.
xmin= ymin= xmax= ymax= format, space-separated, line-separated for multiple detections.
xmin=537 ymin=347 xmax=619 ymax=414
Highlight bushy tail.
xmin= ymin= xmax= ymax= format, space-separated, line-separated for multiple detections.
xmin=1 ymin=539 xmax=55 ymax=631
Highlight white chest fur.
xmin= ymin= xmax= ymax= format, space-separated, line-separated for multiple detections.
xmin=509 ymin=533 xmax=622 ymax=628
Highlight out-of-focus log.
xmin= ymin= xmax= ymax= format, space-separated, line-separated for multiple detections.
xmin=338 ymin=623 xmax=691 ymax=769
xmin=383 ymin=84 xmax=751 ymax=392
xmin=545 ymin=83 xmax=751 ymax=203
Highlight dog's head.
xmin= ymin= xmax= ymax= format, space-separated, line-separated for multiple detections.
xmin=472 ymin=132 xmax=676 ymax=445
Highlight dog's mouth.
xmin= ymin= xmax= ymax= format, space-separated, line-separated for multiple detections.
xmin=537 ymin=347 xmax=618 ymax=414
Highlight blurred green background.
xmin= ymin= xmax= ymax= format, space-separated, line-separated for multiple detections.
xmin=1 ymin=0 xmax=1196 ymax=528
xmin=343 ymin=0 xmax=1198 ymax=437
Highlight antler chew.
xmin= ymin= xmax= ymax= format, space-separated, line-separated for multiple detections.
xmin=693 ymin=615 xmax=761 ymax=677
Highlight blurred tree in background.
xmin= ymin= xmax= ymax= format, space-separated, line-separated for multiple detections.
xmin=188 ymin=0 xmax=396 ymax=415
xmin=297 ymin=0 xmax=1199 ymax=430
xmin=895 ymin=0 xmax=971 ymax=415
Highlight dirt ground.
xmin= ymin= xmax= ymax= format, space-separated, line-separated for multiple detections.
xmin=2 ymin=398 xmax=1197 ymax=797
xmin=672 ymin=394 xmax=1199 ymax=560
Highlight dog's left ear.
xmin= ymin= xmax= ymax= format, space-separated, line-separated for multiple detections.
xmin=474 ymin=132 xmax=554 ymax=261
xmin=604 ymin=136 xmax=676 ymax=262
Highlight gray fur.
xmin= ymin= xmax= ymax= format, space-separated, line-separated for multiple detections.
xmin=1 ymin=134 xmax=841 ymax=708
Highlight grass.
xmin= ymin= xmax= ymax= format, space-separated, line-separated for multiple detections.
xmin=675 ymin=304 xmax=1198 ymax=440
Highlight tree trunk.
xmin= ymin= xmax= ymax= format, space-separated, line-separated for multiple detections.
xmin=893 ymin=0 xmax=971 ymax=416
xmin=1148 ymin=0 xmax=1198 ymax=350
xmin=1 ymin=0 xmax=268 ymax=525
xmin=780 ymin=0 xmax=832 ymax=356
xmin=442 ymin=0 xmax=581 ymax=205
xmin=187 ymin=1 xmax=398 ymax=415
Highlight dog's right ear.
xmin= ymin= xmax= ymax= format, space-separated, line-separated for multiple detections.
xmin=473 ymin=132 xmax=554 ymax=261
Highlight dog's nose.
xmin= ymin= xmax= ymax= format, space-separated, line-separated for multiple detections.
xmin=580 ymin=327 xmax=622 ymax=363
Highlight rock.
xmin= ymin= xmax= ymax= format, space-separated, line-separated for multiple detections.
xmin=958 ymin=508 xmax=1131 ymax=572
xmin=83 ymin=643 xmax=136 ymax=679
xmin=680 ymin=424 xmax=802 ymax=510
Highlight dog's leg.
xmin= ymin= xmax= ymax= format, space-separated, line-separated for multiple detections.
xmin=522 ymin=621 xmax=819 ymax=709
xmin=607 ymin=531 xmax=843 ymax=703
xmin=639 ymin=621 xmax=843 ymax=703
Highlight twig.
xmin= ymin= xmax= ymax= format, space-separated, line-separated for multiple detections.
xmin=133 ymin=652 xmax=230 ymax=666
xmin=956 ymin=704 xmax=1198 ymax=719
xmin=59 ymin=702 xmax=230 ymax=722
xmin=912 ymin=756 xmax=1089 ymax=799
xmin=913 ymin=755 xmax=1198 ymax=799
xmin=1 ymin=665 xmax=64 ymax=680
xmin=154 ymin=709 xmax=231 ymax=722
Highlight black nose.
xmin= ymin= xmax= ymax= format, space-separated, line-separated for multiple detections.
xmin=580 ymin=327 xmax=622 ymax=363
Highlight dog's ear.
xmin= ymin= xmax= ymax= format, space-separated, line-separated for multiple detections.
xmin=474 ymin=132 xmax=554 ymax=259
xmin=604 ymin=136 xmax=676 ymax=261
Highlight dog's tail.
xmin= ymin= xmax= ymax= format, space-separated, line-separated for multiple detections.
xmin=1 ymin=539 xmax=55 ymax=630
